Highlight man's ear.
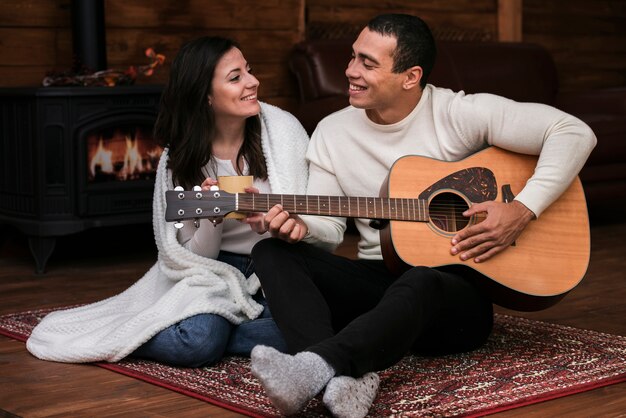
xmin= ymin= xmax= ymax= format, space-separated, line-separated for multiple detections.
xmin=403 ymin=66 xmax=423 ymax=90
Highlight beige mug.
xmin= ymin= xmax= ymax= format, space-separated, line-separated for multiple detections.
xmin=217 ymin=175 xmax=253 ymax=219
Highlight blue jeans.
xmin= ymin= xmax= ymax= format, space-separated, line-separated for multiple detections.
xmin=131 ymin=251 xmax=287 ymax=367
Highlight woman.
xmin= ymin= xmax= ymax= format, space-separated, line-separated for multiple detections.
xmin=26 ymin=36 xmax=309 ymax=367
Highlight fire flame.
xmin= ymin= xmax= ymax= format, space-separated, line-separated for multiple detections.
xmin=88 ymin=128 xmax=163 ymax=182
xmin=120 ymin=134 xmax=144 ymax=180
xmin=90 ymin=136 xmax=114 ymax=177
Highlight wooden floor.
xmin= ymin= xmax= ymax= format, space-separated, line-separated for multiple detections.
xmin=1 ymin=215 xmax=625 ymax=418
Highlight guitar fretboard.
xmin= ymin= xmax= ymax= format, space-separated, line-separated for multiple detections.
xmin=238 ymin=194 xmax=429 ymax=221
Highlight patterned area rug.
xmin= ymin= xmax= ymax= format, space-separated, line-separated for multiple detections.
xmin=1 ymin=308 xmax=625 ymax=417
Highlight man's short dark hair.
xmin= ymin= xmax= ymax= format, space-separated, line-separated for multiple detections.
xmin=367 ymin=14 xmax=436 ymax=88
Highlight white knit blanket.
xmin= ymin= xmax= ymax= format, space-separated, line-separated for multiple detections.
xmin=26 ymin=102 xmax=309 ymax=363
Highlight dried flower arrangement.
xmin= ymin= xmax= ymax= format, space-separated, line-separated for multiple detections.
xmin=43 ymin=48 xmax=165 ymax=87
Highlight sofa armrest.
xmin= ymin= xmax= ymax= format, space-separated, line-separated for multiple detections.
xmin=556 ymin=87 xmax=626 ymax=116
xmin=555 ymin=87 xmax=626 ymax=169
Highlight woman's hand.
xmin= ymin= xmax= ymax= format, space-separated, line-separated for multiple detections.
xmin=199 ymin=177 xmax=223 ymax=225
xmin=241 ymin=186 xmax=269 ymax=234
xmin=200 ymin=177 xmax=219 ymax=191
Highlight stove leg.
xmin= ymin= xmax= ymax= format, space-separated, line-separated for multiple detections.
xmin=28 ymin=237 xmax=56 ymax=275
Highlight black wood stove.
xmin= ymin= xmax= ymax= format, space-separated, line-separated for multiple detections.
xmin=0 ymin=86 xmax=162 ymax=273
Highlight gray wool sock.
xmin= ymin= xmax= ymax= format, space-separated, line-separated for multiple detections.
xmin=250 ymin=345 xmax=335 ymax=415
xmin=322 ymin=372 xmax=380 ymax=418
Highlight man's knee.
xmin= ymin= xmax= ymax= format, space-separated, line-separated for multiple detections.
xmin=394 ymin=266 xmax=444 ymax=295
xmin=252 ymin=239 xmax=316 ymax=286
xmin=252 ymin=238 xmax=288 ymax=265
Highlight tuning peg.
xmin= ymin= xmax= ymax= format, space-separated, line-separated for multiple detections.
xmin=210 ymin=185 xmax=219 ymax=191
xmin=193 ymin=185 xmax=202 ymax=191
xmin=174 ymin=186 xmax=184 ymax=191
xmin=174 ymin=222 xmax=184 ymax=229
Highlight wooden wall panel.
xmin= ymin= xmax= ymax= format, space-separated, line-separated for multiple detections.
xmin=0 ymin=0 xmax=624 ymax=108
xmin=105 ymin=30 xmax=299 ymax=66
xmin=0 ymin=0 xmax=69 ymax=26
xmin=101 ymin=0 xmax=304 ymax=107
xmin=523 ymin=0 xmax=626 ymax=90
xmin=307 ymin=0 xmax=495 ymax=13
xmin=0 ymin=28 xmax=70 ymax=66
xmin=0 ymin=67 xmax=58 ymax=87
xmin=0 ymin=0 xmax=304 ymax=110
xmin=105 ymin=0 xmax=303 ymax=30
xmin=307 ymin=10 xmax=497 ymax=33
xmin=498 ymin=0 xmax=522 ymax=41
xmin=103 ymin=28 xmax=301 ymax=108
xmin=0 ymin=1 xmax=71 ymax=86
xmin=305 ymin=0 xmax=498 ymax=41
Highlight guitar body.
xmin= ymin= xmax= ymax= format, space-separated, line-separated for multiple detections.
xmin=381 ymin=147 xmax=590 ymax=311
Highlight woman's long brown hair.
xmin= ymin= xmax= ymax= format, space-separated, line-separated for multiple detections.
xmin=154 ymin=36 xmax=267 ymax=189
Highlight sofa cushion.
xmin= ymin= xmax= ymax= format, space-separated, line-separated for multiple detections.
xmin=289 ymin=39 xmax=352 ymax=102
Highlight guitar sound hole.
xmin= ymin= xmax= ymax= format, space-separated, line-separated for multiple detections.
xmin=429 ymin=192 xmax=470 ymax=233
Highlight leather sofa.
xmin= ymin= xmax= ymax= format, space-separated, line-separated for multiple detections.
xmin=288 ymin=39 xmax=626 ymax=216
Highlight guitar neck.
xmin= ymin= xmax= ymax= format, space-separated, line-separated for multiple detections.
xmin=237 ymin=193 xmax=429 ymax=221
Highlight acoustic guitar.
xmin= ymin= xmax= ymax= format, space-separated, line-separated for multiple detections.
xmin=165 ymin=147 xmax=590 ymax=311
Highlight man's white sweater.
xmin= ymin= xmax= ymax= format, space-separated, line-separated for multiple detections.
xmin=303 ymin=85 xmax=597 ymax=259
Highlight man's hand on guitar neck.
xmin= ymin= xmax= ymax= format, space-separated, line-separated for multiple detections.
xmin=450 ymin=200 xmax=535 ymax=263
xmin=264 ymin=204 xmax=309 ymax=243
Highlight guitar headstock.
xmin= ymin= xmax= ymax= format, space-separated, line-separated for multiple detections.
xmin=165 ymin=189 xmax=238 ymax=223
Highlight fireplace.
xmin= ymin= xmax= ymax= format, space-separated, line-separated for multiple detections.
xmin=0 ymin=85 xmax=162 ymax=273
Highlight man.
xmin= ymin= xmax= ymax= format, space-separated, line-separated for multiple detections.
xmin=250 ymin=14 xmax=596 ymax=418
